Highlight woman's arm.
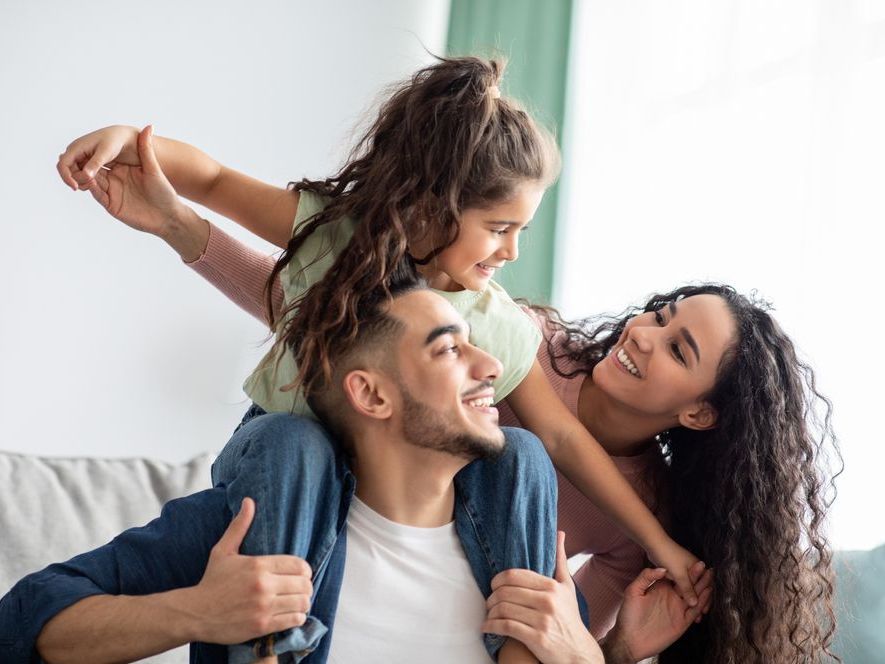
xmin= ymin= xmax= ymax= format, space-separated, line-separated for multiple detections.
xmin=573 ymin=545 xmax=648 ymax=640
xmin=187 ymin=222 xmax=285 ymax=325
xmin=485 ymin=533 xmax=713 ymax=664
xmin=507 ymin=360 xmax=702 ymax=605
xmin=59 ymin=125 xmax=299 ymax=248
xmin=82 ymin=126 xmax=286 ymax=322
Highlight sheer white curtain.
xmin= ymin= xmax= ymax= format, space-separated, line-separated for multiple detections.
xmin=556 ymin=0 xmax=885 ymax=550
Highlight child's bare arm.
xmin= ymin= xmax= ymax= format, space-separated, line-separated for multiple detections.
xmin=508 ymin=360 xmax=702 ymax=607
xmin=59 ymin=125 xmax=299 ymax=248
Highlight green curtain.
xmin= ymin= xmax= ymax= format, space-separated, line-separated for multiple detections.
xmin=447 ymin=0 xmax=574 ymax=303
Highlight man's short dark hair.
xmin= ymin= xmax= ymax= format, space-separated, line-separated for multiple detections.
xmin=305 ymin=259 xmax=426 ymax=443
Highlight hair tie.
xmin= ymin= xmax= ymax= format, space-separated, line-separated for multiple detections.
xmin=488 ymin=85 xmax=501 ymax=100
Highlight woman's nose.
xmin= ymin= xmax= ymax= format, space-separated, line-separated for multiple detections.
xmin=627 ymin=324 xmax=654 ymax=353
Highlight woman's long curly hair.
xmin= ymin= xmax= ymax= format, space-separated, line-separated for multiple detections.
xmin=265 ymin=55 xmax=559 ymax=398
xmin=533 ymin=283 xmax=842 ymax=664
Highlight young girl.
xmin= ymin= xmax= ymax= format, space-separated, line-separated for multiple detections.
xmin=59 ymin=56 xmax=705 ymax=660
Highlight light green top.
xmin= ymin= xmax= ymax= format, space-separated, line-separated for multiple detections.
xmin=244 ymin=191 xmax=541 ymax=416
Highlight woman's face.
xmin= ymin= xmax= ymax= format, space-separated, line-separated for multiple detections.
xmin=591 ymin=293 xmax=737 ymax=428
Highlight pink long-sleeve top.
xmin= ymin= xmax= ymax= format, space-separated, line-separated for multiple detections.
xmin=495 ymin=318 xmax=667 ymax=638
xmin=187 ymin=222 xmax=667 ymax=639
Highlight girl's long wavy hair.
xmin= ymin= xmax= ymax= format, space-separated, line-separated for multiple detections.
xmin=266 ymin=55 xmax=559 ymax=398
xmin=533 ymin=284 xmax=842 ymax=664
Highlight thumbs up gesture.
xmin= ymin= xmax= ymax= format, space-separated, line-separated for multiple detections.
xmin=181 ymin=497 xmax=314 ymax=644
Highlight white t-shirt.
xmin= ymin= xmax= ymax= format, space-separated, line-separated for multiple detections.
xmin=326 ymin=497 xmax=493 ymax=663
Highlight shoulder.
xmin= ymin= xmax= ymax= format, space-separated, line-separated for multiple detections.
xmin=475 ymin=281 xmax=542 ymax=344
xmin=291 ymin=190 xmax=334 ymax=233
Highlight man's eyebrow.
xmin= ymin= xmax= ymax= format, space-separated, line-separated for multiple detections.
xmin=424 ymin=324 xmax=466 ymax=346
xmin=669 ymin=301 xmax=700 ymax=362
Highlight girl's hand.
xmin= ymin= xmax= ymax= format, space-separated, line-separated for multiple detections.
xmin=86 ymin=125 xmax=208 ymax=261
xmin=606 ymin=563 xmax=713 ymax=662
xmin=646 ymin=537 xmax=705 ymax=608
xmin=483 ymin=532 xmax=604 ymax=664
xmin=57 ymin=125 xmax=140 ymax=191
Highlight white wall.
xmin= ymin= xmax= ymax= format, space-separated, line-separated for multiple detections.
xmin=0 ymin=0 xmax=450 ymax=462
xmin=557 ymin=0 xmax=884 ymax=550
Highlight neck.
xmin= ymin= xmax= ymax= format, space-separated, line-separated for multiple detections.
xmin=350 ymin=431 xmax=465 ymax=527
xmin=576 ymin=375 xmax=673 ymax=457
xmin=415 ymin=263 xmax=464 ymax=293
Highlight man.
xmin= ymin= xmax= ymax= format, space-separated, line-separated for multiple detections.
xmin=0 ymin=280 xmax=707 ymax=663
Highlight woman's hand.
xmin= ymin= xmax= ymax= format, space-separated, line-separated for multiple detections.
xmin=483 ymin=532 xmax=604 ymax=664
xmin=57 ymin=125 xmax=140 ymax=191
xmin=646 ymin=536 xmax=706 ymax=608
xmin=605 ymin=562 xmax=713 ymax=662
xmin=85 ymin=125 xmax=209 ymax=261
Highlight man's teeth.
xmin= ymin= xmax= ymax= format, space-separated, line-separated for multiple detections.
xmin=467 ymin=396 xmax=495 ymax=408
xmin=617 ymin=348 xmax=640 ymax=377
xmin=479 ymin=264 xmax=495 ymax=271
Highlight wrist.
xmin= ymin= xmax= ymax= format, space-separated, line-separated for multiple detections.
xmin=160 ymin=205 xmax=210 ymax=262
xmin=114 ymin=125 xmax=142 ymax=164
xmin=600 ymin=627 xmax=635 ymax=664
xmin=165 ymin=585 xmax=206 ymax=642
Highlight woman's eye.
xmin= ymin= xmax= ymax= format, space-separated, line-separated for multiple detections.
xmin=654 ymin=310 xmax=665 ymax=326
xmin=492 ymin=229 xmax=508 ymax=236
xmin=445 ymin=345 xmax=460 ymax=354
xmin=671 ymin=343 xmax=686 ymax=365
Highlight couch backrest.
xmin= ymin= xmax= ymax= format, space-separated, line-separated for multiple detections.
xmin=0 ymin=449 xmax=213 ymax=663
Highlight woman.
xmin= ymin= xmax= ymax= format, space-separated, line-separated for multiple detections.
xmin=488 ymin=284 xmax=841 ymax=663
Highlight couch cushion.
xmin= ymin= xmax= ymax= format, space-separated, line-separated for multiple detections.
xmin=0 ymin=449 xmax=213 ymax=663
xmin=833 ymin=543 xmax=885 ymax=664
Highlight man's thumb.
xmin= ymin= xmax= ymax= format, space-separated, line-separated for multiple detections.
xmin=554 ymin=530 xmax=572 ymax=585
xmin=215 ymin=497 xmax=255 ymax=554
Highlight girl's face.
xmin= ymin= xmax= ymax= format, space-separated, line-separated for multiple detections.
xmin=419 ymin=184 xmax=546 ymax=292
xmin=592 ymin=294 xmax=737 ymax=429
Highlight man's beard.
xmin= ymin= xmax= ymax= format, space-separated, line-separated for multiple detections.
xmin=400 ymin=390 xmax=504 ymax=461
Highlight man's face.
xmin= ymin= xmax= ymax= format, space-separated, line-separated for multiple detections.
xmin=386 ymin=290 xmax=506 ymax=460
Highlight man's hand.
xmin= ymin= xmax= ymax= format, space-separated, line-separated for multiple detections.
xmin=179 ymin=497 xmax=314 ymax=644
xmin=605 ymin=562 xmax=713 ymax=662
xmin=483 ymin=532 xmax=603 ymax=664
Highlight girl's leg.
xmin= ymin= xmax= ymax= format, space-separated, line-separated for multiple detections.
xmin=454 ymin=426 xmax=559 ymax=658
xmin=212 ymin=411 xmax=350 ymax=663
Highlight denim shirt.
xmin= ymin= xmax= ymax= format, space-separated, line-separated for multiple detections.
xmin=0 ymin=466 xmax=512 ymax=663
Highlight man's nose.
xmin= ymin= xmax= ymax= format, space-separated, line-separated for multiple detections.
xmin=471 ymin=345 xmax=503 ymax=382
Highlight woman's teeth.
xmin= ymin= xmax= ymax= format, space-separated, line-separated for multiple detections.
xmin=617 ymin=348 xmax=640 ymax=377
xmin=467 ymin=396 xmax=495 ymax=408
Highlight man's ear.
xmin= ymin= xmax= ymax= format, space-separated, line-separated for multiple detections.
xmin=677 ymin=402 xmax=718 ymax=431
xmin=342 ymin=369 xmax=393 ymax=420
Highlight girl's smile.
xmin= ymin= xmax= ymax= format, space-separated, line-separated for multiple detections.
xmin=416 ymin=184 xmax=546 ymax=292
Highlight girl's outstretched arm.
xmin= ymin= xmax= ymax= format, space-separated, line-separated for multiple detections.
xmin=58 ymin=125 xmax=299 ymax=248
xmin=507 ymin=359 xmax=704 ymax=608
xmin=84 ymin=126 xmax=286 ymax=323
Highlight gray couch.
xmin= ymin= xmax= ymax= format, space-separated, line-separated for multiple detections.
xmin=0 ymin=450 xmax=213 ymax=663
xmin=1 ymin=449 xmax=882 ymax=663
